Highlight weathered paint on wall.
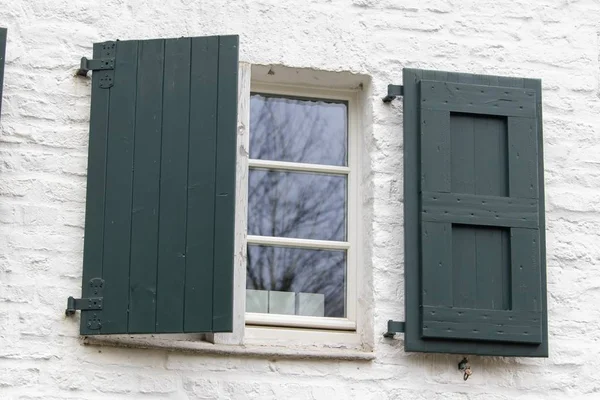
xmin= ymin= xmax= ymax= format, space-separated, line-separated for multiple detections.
xmin=0 ymin=0 xmax=599 ymax=398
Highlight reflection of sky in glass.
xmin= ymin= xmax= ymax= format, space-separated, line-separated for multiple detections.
xmin=247 ymin=245 xmax=346 ymax=318
xmin=248 ymin=170 xmax=346 ymax=241
xmin=247 ymin=93 xmax=349 ymax=319
xmin=250 ymin=94 xmax=347 ymax=166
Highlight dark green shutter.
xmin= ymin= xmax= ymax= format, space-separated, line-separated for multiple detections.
xmin=80 ymin=35 xmax=238 ymax=335
xmin=0 ymin=28 xmax=6 ymax=117
xmin=403 ymin=68 xmax=548 ymax=357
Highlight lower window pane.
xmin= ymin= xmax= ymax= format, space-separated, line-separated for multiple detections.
xmin=246 ymin=245 xmax=346 ymax=318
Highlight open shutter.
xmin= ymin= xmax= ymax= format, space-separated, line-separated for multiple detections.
xmin=77 ymin=35 xmax=238 ymax=335
xmin=0 ymin=28 xmax=6 ymax=117
xmin=403 ymin=68 xmax=548 ymax=356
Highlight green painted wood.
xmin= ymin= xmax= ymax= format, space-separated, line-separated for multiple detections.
xmin=450 ymin=112 xmax=475 ymax=194
xmin=511 ymin=228 xmax=542 ymax=311
xmin=403 ymin=68 xmax=547 ymax=357
xmin=421 ymin=192 xmax=538 ymax=228
xmin=403 ymin=68 xmax=422 ymax=354
xmin=101 ymin=40 xmax=139 ymax=334
xmin=474 ymin=114 xmax=508 ymax=196
xmin=0 ymin=28 xmax=6 ymax=118
xmin=476 ymin=227 xmax=511 ymax=310
xmin=79 ymin=35 xmax=239 ymax=336
xmin=451 ymin=225 xmax=477 ymax=308
xmin=211 ymin=35 xmax=239 ymax=332
xmin=184 ymin=36 xmax=219 ymax=332
xmin=421 ymin=222 xmax=452 ymax=306
xmin=128 ymin=39 xmax=164 ymax=333
xmin=422 ymin=306 xmax=542 ymax=344
xmin=155 ymin=37 xmax=191 ymax=333
xmin=524 ymin=77 xmax=548 ymax=356
xmin=80 ymin=42 xmax=112 ymax=335
xmin=420 ymin=80 xmax=536 ymax=117
xmin=421 ymin=109 xmax=451 ymax=193
xmin=508 ymin=117 xmax=539 ymax=199
xmin=422 ymin=322 xmax=541 ymax=343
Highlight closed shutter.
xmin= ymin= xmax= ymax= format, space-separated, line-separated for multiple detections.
xmin=403 ymin=68 xmax=548 ymax=357
xmin=78 ymin=35 xmax=238 ymax=335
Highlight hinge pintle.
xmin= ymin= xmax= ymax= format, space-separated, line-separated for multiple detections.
xmin=76 ymin=57 xmax=115 ymax=76
xmin=382 ymin=84 xmax=404 ymax=103
xmin=65 ymin=296 xmax=103 ymax=315
xmin=65 ymin=278 xmax=104 ymax=318
xmin=383 ymin=320 xmax=405 ymax=338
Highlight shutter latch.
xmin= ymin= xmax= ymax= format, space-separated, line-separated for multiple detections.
xmin=65 ymin=278 xmax=104 ymax=316
xmin=382 ymin=85 xmax=404 ymax=103
xmin=383 ymin=320 xmax=405 ymax=338
xmin=76 ymin=57 xmax=115 ymax=76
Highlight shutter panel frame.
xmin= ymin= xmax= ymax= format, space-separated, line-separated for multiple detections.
xmin=78 ymin=35 xmax=239 ymax=335
xmin=403 ymin=68 xmax=548 ymax=357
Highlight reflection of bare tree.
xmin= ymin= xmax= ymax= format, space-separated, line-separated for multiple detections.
xmin=247 ymin=95 xmax=348 ymax=318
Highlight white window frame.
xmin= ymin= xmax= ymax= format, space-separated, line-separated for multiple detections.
xmin=244 ymin=81 xmax=361 ymax=333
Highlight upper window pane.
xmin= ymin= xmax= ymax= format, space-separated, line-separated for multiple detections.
xmin=250 ymin=94 xmax=348 ymax=166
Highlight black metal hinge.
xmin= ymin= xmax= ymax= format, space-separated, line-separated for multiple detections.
xmin=65 ymin=278 xmax=104 ymax=317
xmin=76 ymin=57 xmax=114 ymax=76
xmin=382 ymin=84 xmax=403 ymax=103
xmin=76 ymin=41 xmax=116 ymax=89
xmin=383 ymin=320 xmax=405 ymax=338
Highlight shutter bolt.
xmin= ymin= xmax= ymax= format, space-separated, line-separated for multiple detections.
xmin=458 ymin=357 xmax=472 ymax=381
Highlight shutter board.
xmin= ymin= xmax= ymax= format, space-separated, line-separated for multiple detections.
xmin=0 ymin=28 xmax=6 ymax=118
xmin=404 ymin=68 xmax=548 ymax=357
xmin=80 ymin=35 xmax=239 ymax=335
xmin=128 ymin=39 xmax=164 ymax=334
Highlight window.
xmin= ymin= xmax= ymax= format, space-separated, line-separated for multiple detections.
xmin=245 ymin=83 xmax=359 ymax=331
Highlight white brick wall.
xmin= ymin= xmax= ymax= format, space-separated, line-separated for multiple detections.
xmin=0 ymin=0 xmax=599 ymax=398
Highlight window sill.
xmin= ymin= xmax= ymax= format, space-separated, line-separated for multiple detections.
xmin=82 ymin=335 xmax=375 ymax=361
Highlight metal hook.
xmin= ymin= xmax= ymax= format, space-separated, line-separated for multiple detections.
xmin=458 ymin=357 xmax=472 ymax=381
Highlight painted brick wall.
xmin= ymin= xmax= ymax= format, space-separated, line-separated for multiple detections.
xmin=0 ymin=0 xmax=599 ymax=399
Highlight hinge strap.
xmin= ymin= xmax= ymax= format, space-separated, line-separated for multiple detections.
xmin=65 ymin=277 xmax=104 ymax=318
xmin=76 ymin=57 xmax=115 ymax=76
xmin=382 ymin=84 xmax=404 ymax=103
xmin=65 ymin=296 xmax=103 ymax=315
xmin=76 ymin=42 xmax=116 ymax=89
xmin=383 ymin=320 xmax=405 ymax=338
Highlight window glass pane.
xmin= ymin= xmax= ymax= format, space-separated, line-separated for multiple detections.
xmin=250 ymin=94 xmax=347 ymax=166
xmin=248 ymin=170 xmax=346 ymax=241
xmin=246 ymin=245 xmax=346 ymax=318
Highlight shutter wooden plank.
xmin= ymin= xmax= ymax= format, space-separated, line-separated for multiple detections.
xmin=421 ymin=109 xmax=451 ymax=192
xmin=422 ymin=322 xmax=541 ymax=343
xmin=451 ymin=225 xmax=477 ymax=308
xmin=422 ymin=306 xmax=542 ymax=343
xmin=476 ymin=227 xmax=511 ymax=310
xmin=508 ymin=117 xmax=539 ymax=199
xmin=403 ymin=68 xmax=423 ymax=352
xmin=523 ymin=77 xmax=548 ymax=355
xmin=421 ymin=81 xmax=536 ymax=117
xmin=211 ymin=35 xmax=239 ymax=332
xmin=511 ymin=228 xmax=542 ymax=311
xmin=155 ymin=38 xmax=191 ymax=333
xmin=128 ymin=39 xmax=164 ymax=333
xmin=101 ymin=40 xmax=138 ymax=333
xmin=421 ymin=192 xmax=538 ymax=228
xmin=80 ymin=42 xmax=112 ymax=335
xmin=421 ymin=222 xmax=452 ymax=306
xmin=184 ymin=36 xmax=219 ymax=332
xmin=0 ymin=28 xmax=6 ymax=118
xmin=474 ymin=115 xmax=508 ymax=196
xmin=422 ymin=306 xmax=541 ymax=325
xmin=450 ymin=113 xmax=475 ymax=194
